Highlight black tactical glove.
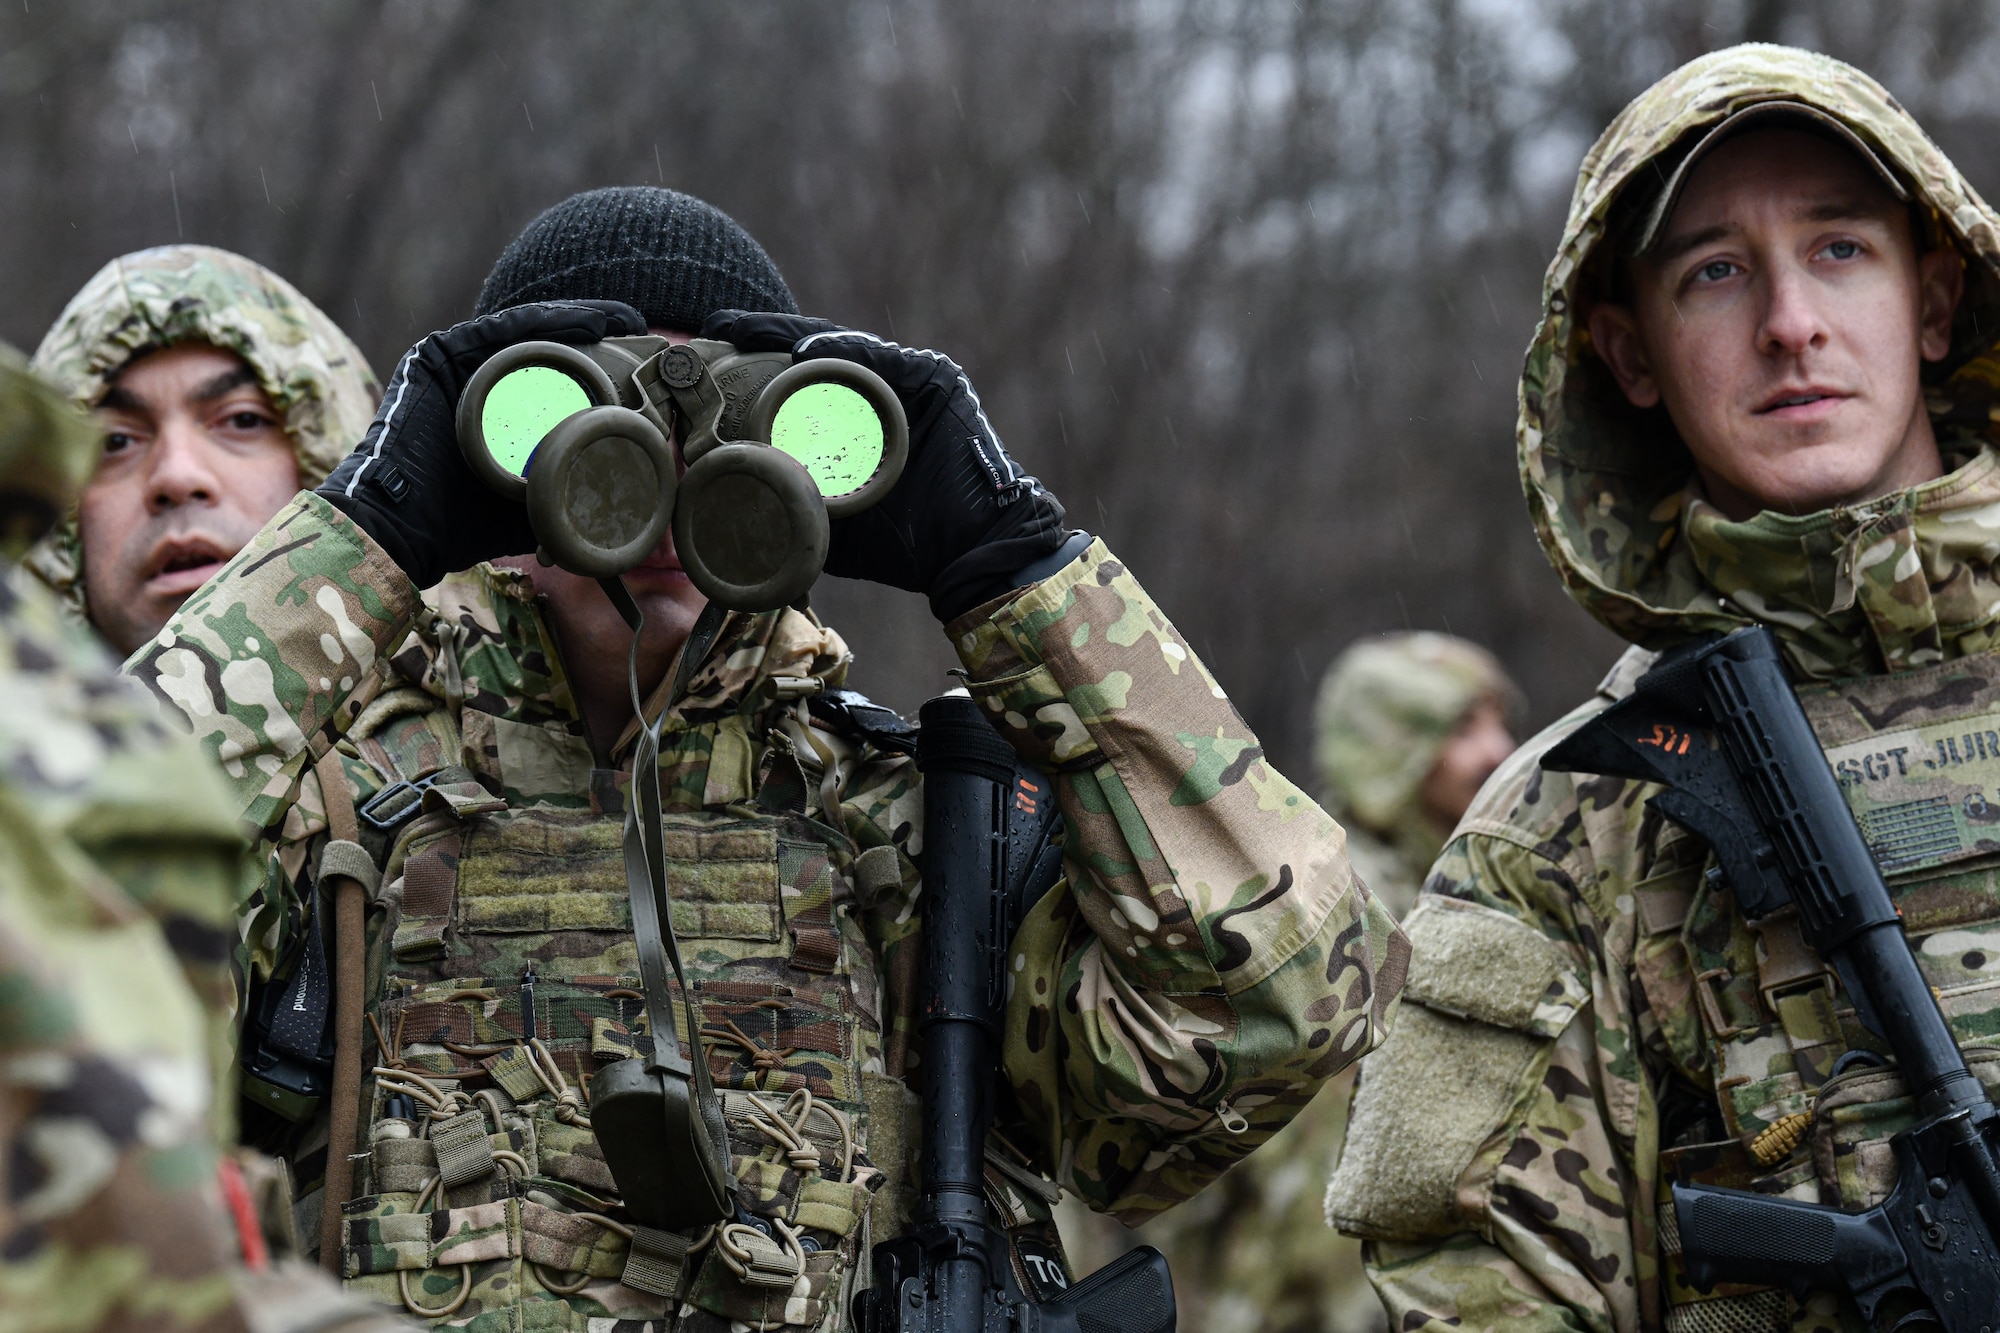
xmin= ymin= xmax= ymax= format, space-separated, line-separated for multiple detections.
xmin=699 ymin=311 xmax=1071 ymax=621
xmin=318 ymin=300 xmax=648 ymax=589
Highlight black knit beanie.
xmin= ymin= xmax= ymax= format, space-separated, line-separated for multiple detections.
xmin=475 ymin=187 xmax=797 ymax=330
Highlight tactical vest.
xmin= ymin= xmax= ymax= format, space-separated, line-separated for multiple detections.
xmin=324 ymin=689 xmax=1064 ymax=1331
xmin=1644 ymin=653 xmax=2000 ymax=1333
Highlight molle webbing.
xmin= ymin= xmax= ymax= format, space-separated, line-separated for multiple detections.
xmin=381 ymin=974 xmax=860 ymax=1103
xmin=390 ymin=830 xmax=463 ymax=962
xmin=782 ymin=838 xmax=842 ymax=974
xmin=428 ymin=1109 xmax=498 ymax=1190
xmin=622 ymin=1225 xmax=694 ymax=1298
xmin=369 ymin=1136 xmax=438 ymax=1195
xmin=480 ymin=1045 xmax=547 ymax=1102
xmin=753 ymin=744 xmax=844 ymax=974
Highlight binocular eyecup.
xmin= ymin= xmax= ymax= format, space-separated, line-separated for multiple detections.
xmin=457 ymin=335 xmax=908 ymax=610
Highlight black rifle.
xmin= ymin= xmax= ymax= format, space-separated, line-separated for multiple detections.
xmin=853 ymin=693 xmax=1177 ymax=1333
xmin=1543 ymin=626 xmax=2000 ymax=1330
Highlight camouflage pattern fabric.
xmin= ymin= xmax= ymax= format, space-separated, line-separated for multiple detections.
xmin=1312 ymin=632 xmax=1522 ymax=917
xmin=0 ymin=557 xmax=251 ymax=1332
xmin=127 ymin=493 xmax=1408 ymax=1328
xmin=1062 ymin=1067 xmax=1383 ymax=1333
xmin=1065 ymin=633 xmax=1519 ymax=1333
xmin=0 ymin=347 xmax=270 ymax=1329
xmin=0 ymin=345 xmax=97 ymax=562
xmin=0 ymin=351 xmax=419 ymax=1332
xmin=24 ymin=245 xmax=379 ymax=624
xmin=1329 ymin=44 xmax=2000 ymax=1333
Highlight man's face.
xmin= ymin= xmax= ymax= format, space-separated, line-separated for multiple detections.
xmin=1418 ymin=697 xmax=1516 ymax=832
xmin=1588 ymin=127 xmax=1963 ymax=519
xmin=498 ymin=529 xmax=706 ymax=672
xmin=80 ymin=343 xmax=300 ymax=654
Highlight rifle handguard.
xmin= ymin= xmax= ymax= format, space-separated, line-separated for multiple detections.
xmin=854 ymin=693 xmax=1174 ymax=1332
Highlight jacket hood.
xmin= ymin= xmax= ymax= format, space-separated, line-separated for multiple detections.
xmin=1522 ymin=44 xmax=2000 ymax=675
xmin=24 ymin=245 xmax=379 ymax=619
xmin=1312 ymin=632 xmax=1522 ymax=842
xmin=0 ymin=346 xmax=96 ymax=562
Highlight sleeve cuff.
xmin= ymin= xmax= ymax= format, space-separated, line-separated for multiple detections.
xmin=945 ymin=536 xmax=1113 ymax=769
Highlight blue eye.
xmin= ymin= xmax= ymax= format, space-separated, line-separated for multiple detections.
xmin=1697 ymin=260 xmax=1735 ymax=282
xmin=1826 ymin=239 xmax=1861 ymax=259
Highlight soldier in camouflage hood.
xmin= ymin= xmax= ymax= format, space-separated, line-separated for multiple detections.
xmin=126 ymin=186 xmax=1409 ymax=1329
xmin=1312 ymin=633 xmax=1522 ymax=920
xmin=0 ymin=347 xmax=409 ymax=1331
xmin=26 ymin=245 xmax=378 ymax=654
xmin=1326 ymin=44 xmax=2000 ymax=1333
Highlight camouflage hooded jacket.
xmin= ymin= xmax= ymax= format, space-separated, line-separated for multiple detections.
xmin=0 ymin=347 xmax=259 ymax=1329
xmin=1311 ymin=633 xmax=1522 ymax=919
xmin=128 ymin=488 xmax=1407 ymax=1329
xmin=1325 ymin=45 xmax=2000 ymax=1333
xmin=25 ymin=245 xmax=379 ymax=624
xmin=1105 ymin=633 xmax=1520 ymax=1333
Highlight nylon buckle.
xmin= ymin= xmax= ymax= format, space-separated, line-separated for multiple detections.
xmin=357 ymin=774 xmax=441 ymax=832
xmin=1692 ymin=966 xmax=1748 ymax=1039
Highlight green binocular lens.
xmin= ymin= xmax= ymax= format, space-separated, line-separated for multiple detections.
xmin=744 ymin=359 xmax=908 ymax=519
xmin=769 ymin=382 xmax=884 ymax=499
xmin=458 ymin=342 xmax=621 ymax=501
xmin=482 ymin=366 xmax=595 ymax=478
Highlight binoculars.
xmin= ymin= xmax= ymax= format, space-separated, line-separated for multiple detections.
xmin=457 ymin=335 xmax=908 ymax=610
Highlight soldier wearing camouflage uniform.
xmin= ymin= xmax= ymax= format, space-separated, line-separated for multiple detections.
xmin=27 ymin=244 xmax=378 ymax=653
xmin=1327 ymin=45 xmax=2000 ymax=1333
xmin=1067 ymin=632 xmax=1519 ymax=1333
xmin=129 ymin=186 xmax=1410 ymax=1329
xmin=0 ymin=348 xmax=410 ymax=1333
xmin=1310 ymin=634 xmax=1521 ymax=921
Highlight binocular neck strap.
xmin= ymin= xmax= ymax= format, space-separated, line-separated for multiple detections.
xmin=610 ymin=588 xmax=728 ymax=1086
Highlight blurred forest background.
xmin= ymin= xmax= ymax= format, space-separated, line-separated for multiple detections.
xmin=5 ymin=0 xmax=2000 ymax=774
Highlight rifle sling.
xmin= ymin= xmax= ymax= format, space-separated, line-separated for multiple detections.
xmin=313 ymin=749 xmax=371 ymax=1274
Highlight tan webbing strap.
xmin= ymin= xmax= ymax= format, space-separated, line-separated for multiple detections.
xmin=314 ymin=749 xmax=370 ymax=1274
xmin=391 ymin=830 xmax=464 ymax=961
xmin=1752 ymin=910 xmax=1847 ymax=1087
xmin=621 ymin=1225 xmax=694 ymax=1298
xmin=429 ymin=1109 xmax=497 ymax=1190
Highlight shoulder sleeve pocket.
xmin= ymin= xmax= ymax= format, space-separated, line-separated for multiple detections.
xmin=1325 ymin=895 xmax=1586 ymax=1241
xmin=1400 ymin=895 xmax=1588 ymax=1037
